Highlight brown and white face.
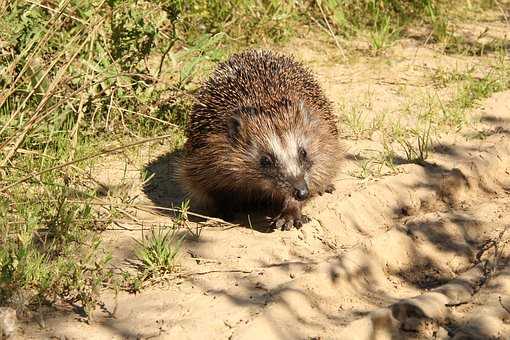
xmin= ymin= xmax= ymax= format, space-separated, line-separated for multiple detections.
xmin=257 ymin=130 xmax=313 ymax=201
xmin=226 ymin=101 xmax=320 ymax=201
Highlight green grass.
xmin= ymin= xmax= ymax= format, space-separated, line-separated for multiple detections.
xmin=437 ymin=64 xmax=510 ymax=130
xmin=349 ymin=146 xmax=399 ymax=182
xmin=345 ymin=40 xmax=509 ymax=171
xmin=396 ymin=122 xmax=434 ymax=165
xmin=365 ymin=63 xmax=510 ymax=167
xmin=1 ymin=0 xmax=509 ymax=318
xmin=134 ymin=227 xmax=184 ymax=280
xmin=0 ymin=187 xmax=113 ymax=316
xmin=342 ymin=107 xmax=369 ymax=139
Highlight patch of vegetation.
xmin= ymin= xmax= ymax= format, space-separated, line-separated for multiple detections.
xmin=351 ymin=41 xmax=509 ymax=170
xmin=314 ymin=0 xmax=450 ymax=53
xmin=396 ymin=122 xmax=434 ymax=165
xmin=341 ymin=107 xmax=369 ymax=139
xmin=134 ymin=227 xmax=184 ymax=280
xmin=438 ymin=64 xmax=510 ymax=130
xmin=0 ymin=0 xmax=222 ymax=316
xmin=432 ymin=67 xmax=472 ymax=89
xmin=0 ymin=187 xmax=112 ymax=317
xmin=349 ymin=146 xmax=399 ymax=182
xmin=357 ymin=61 xmax=510 ymax=169
xmin=317 ymin=0 xmax=440 ymax=35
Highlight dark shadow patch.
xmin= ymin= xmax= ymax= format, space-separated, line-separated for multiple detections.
xmin=221 ymin=211 xmax=277 ymax=233
xmin=432 ymin=143 xmax=461 ymax=157
xmin=480 ymin=115 xmax=510 ymax=124
xmin=443 ymin=37 xmax=510 ymax=57
xmin=344 ymin=152 xmax=369 ymax=162
xmin=392 ymin=260 xmax=452 ymax=290
xmin=143 ymin=150 xmax=187 ymax=212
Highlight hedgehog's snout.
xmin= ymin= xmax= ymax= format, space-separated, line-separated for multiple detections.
xmin=295 ymin=186 xmax=309 ymax=201
xmin=292 ymin=180 xmax=309 ymax=201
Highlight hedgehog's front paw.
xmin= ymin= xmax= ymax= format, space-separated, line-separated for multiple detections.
xmin=273 ymin=215 xmax=307 ymax=230
xmin=272 ymin=198 xmax=309 ymax=231
xmin=272 ymin=203 xmax=310 ymax=231
xmin=273 ymin=215 xmax=307 ymax=231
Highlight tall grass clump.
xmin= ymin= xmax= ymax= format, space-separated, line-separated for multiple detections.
xmin=307 ymin=0 xmax=449 ymax=52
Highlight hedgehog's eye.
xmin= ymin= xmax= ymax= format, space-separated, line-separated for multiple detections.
xmin=260 ymin=155 xmax=273 ymax=169
xmin=298 ymin=147 xmax=307 ymax=161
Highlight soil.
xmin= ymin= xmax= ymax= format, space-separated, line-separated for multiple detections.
xmin=15 ymin=21 xmax=510 ymax=340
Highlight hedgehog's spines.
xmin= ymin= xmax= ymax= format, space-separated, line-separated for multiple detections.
xmin=180 ymin=49 xmax=341 ymax=226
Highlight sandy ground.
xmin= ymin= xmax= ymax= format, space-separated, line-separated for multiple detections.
xmin=14 ymin=20 xmax=510 ymax=340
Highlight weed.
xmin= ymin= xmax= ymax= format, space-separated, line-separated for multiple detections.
xmin=134 ymin=227 xmax=184 ymax=279
xmin=349 ymin=145 xmax=399 ymax=181
xmin=424 ymin=0 xmax=450 ymax=43
xmin=432 ymin=67 xmax=471 ymax=89
xmin=342 ymin=108 xmax=368 ymax=139
xmin=367 ymin=10 xmax=399 ymax=53
xmin=316 ymin=0 xmax=442 ymax=39
xmin=439 ymin=67 xmax=510 ymax=129
xmin=175 ymin=199 xmax=203 ymax=241
xmin=311 ymin=0 xmax=461 ymax=54
xmin=0 ymin=0 xmax=201 ymax=315
xmin=378 ymin=141 xmax=399 ymax=174
xmin=350 ymin=156 xmax=377 ymax=181
xmin=369 ymin=112 xmax=388 ymax=135
xmin=396 ymin=123 xmax=434 ymax=165
xmin=120 ymin=270 xmax=143 ymax=294
xmin=0 ymin=187 xmax=112 ymax=317
xmin=458 ymin=73 xmax=508 ymax=108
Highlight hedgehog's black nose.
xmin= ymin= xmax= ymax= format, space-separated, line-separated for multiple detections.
xmin=294 ymin=185 xmax=309 ymax=201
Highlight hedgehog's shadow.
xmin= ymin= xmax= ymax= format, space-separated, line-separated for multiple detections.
xmin=142 ymin=150 xmax=184 ymax=211
xmin=142 ymin=150 xmax=274 ymax=233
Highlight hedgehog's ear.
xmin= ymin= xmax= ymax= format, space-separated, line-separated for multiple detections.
xmin=227 ymin=114 xmax=243 ymax=140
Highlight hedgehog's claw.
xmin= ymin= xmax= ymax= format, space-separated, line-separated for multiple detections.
xmin=283 ymin=220 xmax=294 ymax=231
xmin=325 ymin=183 xmax=336 ymax=194
xmin=272 ymin=216 xmax=293 ymax=230
xmin=319 ymin=183 xmax=336 ymax=196
xmin=272 ymin=214 xmax=309 ymax=230
xmin=272 ymin=216 xmax=291 ymax=230
xmin=293 ymin=219 xmax=303 ymax=229
xmin=272 ymin=198 xmax=309 ymax=230
xmin=301 ymin=215 xmax=311 ymax=224
xmin=274 ymin=217 xmax=286 ymax=229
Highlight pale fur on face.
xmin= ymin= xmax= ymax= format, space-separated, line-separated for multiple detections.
xmin=266 ymin=130 xmax=309 ymax=178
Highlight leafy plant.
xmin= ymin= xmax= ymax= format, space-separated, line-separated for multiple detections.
xmin=134 ymin=227 xmax=184 ymax=279
xmin=396 ymin=123 xmax=434 ymax=165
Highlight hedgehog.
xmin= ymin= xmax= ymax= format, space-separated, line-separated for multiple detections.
xmin=178 ymin=50 xmax=341 ymax=230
